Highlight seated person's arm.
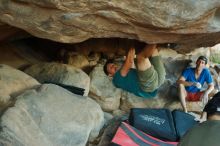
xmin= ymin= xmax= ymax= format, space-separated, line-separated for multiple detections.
xmin=200 ymin=83 xmax=214 ymax=115
xmin=120 ymin=48 xmax=135 ymax=77
xmin=204 ymin=83 xmax=214 ymax=95
xmin=205 ymin=69 xmax=214 ymax=94
xmin=200 ymin=83 xmax=214 ymax=120
xmin=176 ymin=76 xmax=194 ymax=86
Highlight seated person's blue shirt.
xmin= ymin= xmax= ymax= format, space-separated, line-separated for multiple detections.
xmin=182 ymin=67 xmax=213 ymax=93
xmin=112 ymin=68 xmax=157 ymax=98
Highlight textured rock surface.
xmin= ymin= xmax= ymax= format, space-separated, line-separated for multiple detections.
xmin=89 ymin=64 xmax=121 ymax=111
xmin=1 ymin=1 xmax=220 ymax=51
xmin=0 ymin=64 xmax=40 ymax=106
xmin=0 ymin=84 xmax=104 ymax=146
xmin=24 ymin=62 xmax=90 ymax=96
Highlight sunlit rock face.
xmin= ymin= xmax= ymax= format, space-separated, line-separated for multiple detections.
xmin=1 ymin=1 xmax=220 ymax=52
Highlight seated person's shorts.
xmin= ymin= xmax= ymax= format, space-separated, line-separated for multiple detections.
xmin=186 ymin=91 xmax=204 ymax=101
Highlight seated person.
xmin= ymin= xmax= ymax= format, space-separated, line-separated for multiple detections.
xmin=177 ymin=56 xmax=214 ymax=113
xmin=103 ymin=44 xmax=166 ymax=98
xmin=178 ymin=92 xmax=220 ymax=146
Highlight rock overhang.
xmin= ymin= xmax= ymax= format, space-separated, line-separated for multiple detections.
xmin=0 ymin=0 xmax=220 ymax=52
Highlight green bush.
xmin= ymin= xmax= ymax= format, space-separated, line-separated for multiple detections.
xmin=210 ymin=53 xmax=220 ymax=64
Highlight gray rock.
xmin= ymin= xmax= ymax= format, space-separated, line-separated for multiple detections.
xmin=24 ymin=62 xmax=90 ymax=96
xmin=1 ymin=1 xmax=220 ymax=50
xmin=0 ymin=64 xmax=40 ymax=108
xmin=120 ymin=91 xmax=167 ymax=112
xmin=89 ymin=64 xmax=121 ymax=112
xmin=0 ymin=84 xmax=104 ymax=146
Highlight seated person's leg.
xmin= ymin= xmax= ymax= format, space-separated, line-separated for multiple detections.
xmin=150 ymin=48 xmax=166 ymax=87
xmin=178 ymin=84 xmax=188 ymax=113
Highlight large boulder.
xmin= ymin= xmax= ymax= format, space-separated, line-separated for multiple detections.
xmin=24 ymin=62 xmax=90 ymax=96
xmin=89 ymin=64 xmax=121 ymax=112
xmin=0 ymin=1 xmax=220 ymax=50
xmin=0 ymin=64 xmax=40 ymax=108
xmin=0 ymin=84 xmax=104 ymax=146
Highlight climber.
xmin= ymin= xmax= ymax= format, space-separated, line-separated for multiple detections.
xmin=104 ymin=44 xmax=165 ymax=98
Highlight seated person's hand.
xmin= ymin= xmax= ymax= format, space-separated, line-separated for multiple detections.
xmin=193 ymin=82 xmax=202 ymax=89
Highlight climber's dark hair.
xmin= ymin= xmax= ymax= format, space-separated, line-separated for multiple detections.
xmin=103 ymin=59 xmax=114 ymax=76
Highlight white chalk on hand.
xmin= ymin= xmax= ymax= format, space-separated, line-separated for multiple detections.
xmin=193 ymin=82 xmax=202 ymax=89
